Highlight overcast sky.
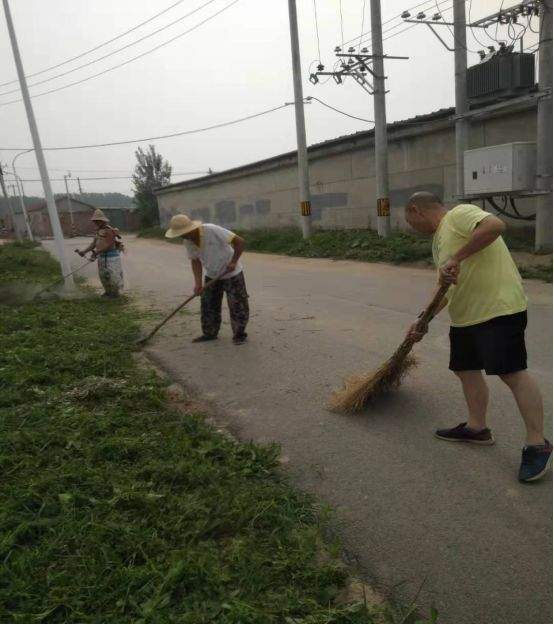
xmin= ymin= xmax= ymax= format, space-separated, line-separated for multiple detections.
xmin=0 ymin=0 xmax=539 ymax=197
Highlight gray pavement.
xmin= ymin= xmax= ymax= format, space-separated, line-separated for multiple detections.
xmin=45 ymin=236 xmax=552 ymax=624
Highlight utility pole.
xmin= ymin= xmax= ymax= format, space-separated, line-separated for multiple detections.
xmin=77 ymin=177 xmax=83 ymax=194
xmin=14 ymin=174 xmax=34 ymax=241
xmin=64 ymin=172 xmax=75 ymax=237
xmin=2 ymin=0 xmax=71 ymax=282
xmin=453 ymin=0 xmax=469 ymax=200
xmin=370 ymin=0 xmax=391 ymax=237
xmin=287 ymin=0 xmax=312 ymax=239
xmin=535 ymin=0 xmax=552 ymax=251
xmin=0 ymin=165 xmax=21 ymax=240
xmin=8 ymin=183 xmax=23 ymax=239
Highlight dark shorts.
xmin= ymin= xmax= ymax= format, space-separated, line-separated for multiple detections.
xmin=449 ymin=311 xmax=528 ymax=376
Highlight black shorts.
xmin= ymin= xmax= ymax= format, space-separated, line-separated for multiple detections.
xmin=449 ymin=311 xmax=528 ymax=376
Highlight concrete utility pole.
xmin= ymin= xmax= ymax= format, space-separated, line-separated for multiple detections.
xmin=535 ymin=0 xmax=553 ymax=251
xmin=77 ymin=177 xmax=83 ymax=194
xmin=453 ymin=0 xmax=469 ymax=200
xmin=0 ymin=165 xmax=21 ymax=240
xmin=287 ymin=0 xmax=312 ymax=239
xmin=370 ymin=0 xmax=391 ymax=237
xmin=7 ymin=183 xmax=24 ymax=238
xmin=2 ymin=0 xmax=71 ymax=281
xmin=64 ymin=172 xmax=75 ymax=236
xmin=14 ymin=175 xmax=34 ymax=241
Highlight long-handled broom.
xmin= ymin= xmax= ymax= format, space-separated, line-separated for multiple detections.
xmin=135 ymin=273 xmax=226 ymax=346
xmin=328 ymin=283 xmax=450 ymax=413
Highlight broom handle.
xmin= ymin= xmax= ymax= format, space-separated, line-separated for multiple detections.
xmin=415 ymin=283 xmax=450 ymax=328
xmin=392 ymin=284 xmax=451 ymax=360
xmin=139 ymin=273 xmax=225 ymax=343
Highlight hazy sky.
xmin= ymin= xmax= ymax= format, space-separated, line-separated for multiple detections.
xmin=0 ymin=0 xmax=538 ymax=197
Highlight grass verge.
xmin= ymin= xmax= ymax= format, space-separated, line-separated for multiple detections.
xmin=0 ymin=242 xmax=437 ymax=623
xmin=518 ymin=264 xmax=553 ymax=283
xmin=0 ymin=240 xmax=60 ymax=283
xmin=137 ymin=226 xmax=552 ymax=282
xmin=138 ymin=226 xmax=433 ymax=263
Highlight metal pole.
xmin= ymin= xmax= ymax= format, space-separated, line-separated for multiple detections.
xmin=64 ymin=173 xmax=74 ymax=236
xmin=77 ymin=177 xmax=83 ymax=194
xmin=2 ymin=0 xmax=71 ymax=282
xmin=535 ymin=0 xmax=552 ymax=251
xmin=0 ymin=165 xmax=21 ymax=240
xmin=370 ymin=0 xmax=391 ymax=237
xmin=15 ymin=175 xmax=34 ymax=241
xmin=287 ymin=0 xmax=312 ymax=239
xmin=453 ymin=0 xmax=469 ymax=199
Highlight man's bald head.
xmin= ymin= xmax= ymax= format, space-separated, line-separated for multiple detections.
xmin=406 ymin=191 xmax=443 ymax=211
xmin=405 ymin=191 xmax=446 ymax=234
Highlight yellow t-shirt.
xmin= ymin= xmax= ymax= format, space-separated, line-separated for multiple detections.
xmin=432 ymin=204 xmax=527 ymax=327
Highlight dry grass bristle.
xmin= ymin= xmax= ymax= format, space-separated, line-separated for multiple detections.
xmin=328 ymin=354 xmax=417 ymax=413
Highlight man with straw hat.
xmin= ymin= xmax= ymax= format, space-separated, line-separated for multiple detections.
xmin=77 ymin=208 xmax=124 ymax=298
xmin=405 ymin=192 xmax=551 ymax=483
xmin=165 ymin=213 xmax=249 ymax=345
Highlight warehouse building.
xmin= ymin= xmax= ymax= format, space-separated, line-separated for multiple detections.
xmin=154 ymin=99 xmax=537 ymax=232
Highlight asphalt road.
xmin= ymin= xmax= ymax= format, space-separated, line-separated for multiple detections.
xmin=45 ymin=236 xmax=552 ymax=624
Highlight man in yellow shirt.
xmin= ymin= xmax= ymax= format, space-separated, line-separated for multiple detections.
xmin=405 ymin=191 xmax=551 ymax=483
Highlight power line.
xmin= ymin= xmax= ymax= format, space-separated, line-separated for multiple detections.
xmin=313 ymin=0 xmax=322 ymax=62
xmin=433 ymin=0 xmax=481 ymax=53
xmin=15 ymin=166 xmax=201 ymax=173
xmin=0 ymin=0 xmax=221 ymax=97
xmin=339 ymin=0 xmax=345 ymax=47
xmin=0 ymin=0 xmax=240 ymax=107
xmin=341 ymin=0 xmax=451 ymax=47
xmin=0 ymin=0 xmax=188 ymax=89
xmin=0 ymin=103 xmax=292 ymax=151
xmin=358 ymin=0 xmax=367 ymax=51
xmin=307 ymin=96 xmax=373 ymax=122
xmin=19 ymin=172 xmax=207 ymax=182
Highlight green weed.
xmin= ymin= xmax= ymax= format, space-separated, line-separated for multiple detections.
xmin=1 ymin=243 xmax=415 ymax=623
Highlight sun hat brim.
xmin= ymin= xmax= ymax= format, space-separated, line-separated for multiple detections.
xmin=165 ymin=220 xmax=201 ymax=238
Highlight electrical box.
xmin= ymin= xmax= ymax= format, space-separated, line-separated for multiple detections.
xmin=464 ymin=142 xmax=536 ymax=196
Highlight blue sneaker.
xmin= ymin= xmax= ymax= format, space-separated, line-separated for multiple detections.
xmin=518 ymin=439 xmax=553 ymax=482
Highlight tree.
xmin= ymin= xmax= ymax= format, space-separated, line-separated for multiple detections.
xmin=132 ymin=145 xmax=172 ymax=227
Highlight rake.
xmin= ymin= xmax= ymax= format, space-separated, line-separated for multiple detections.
xmin=328 ymin=284 xmax=450 ymax=413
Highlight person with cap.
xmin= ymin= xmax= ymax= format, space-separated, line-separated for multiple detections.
xmin=77 ymin=208 xmax=124 ymax=298
xmin=165 ymin=213 xmax=249 ymax=345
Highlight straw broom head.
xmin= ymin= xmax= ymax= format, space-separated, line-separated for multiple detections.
xmin=328 ymin=284 xmax=450 ymax=414
xmin=328 ymin=351 xmax=417 ymax=413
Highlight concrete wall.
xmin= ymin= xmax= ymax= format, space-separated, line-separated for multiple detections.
xmin=156 ymin=104 xmax=538 ymax=232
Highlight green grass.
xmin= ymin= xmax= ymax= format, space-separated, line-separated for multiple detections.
xmin=138 ymin=226 xmax=433 ymax=264
xmin=0 ymin=240 xmax=61 ymax=284
xmin=138 ymin=226 xmax=182 ymax=245
xmin=138 ymin=226 xmax=552 ymax=282
xmin=1 ymin=242 xmax=439 ymax=623
xmin=519 ymin=264 xmax=553 ymax=283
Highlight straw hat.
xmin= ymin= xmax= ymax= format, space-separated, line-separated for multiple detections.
xmin=165 ymin=213 xmax=201 ymax=238
xmin=91 ymin=208 xmax=109 ymax=222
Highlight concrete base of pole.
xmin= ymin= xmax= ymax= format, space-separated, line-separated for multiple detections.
xmin=535 ymin=193 xmax=553 ymax=252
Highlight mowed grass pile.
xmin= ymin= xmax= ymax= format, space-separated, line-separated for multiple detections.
xmin=0 ymin=242 xmax=399 ymax=623
xmin=138 ymin=226 xmax=433 ymax=264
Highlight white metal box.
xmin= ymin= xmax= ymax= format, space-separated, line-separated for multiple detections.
xmin=464 ymin=142 xmax=536 ymax=195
